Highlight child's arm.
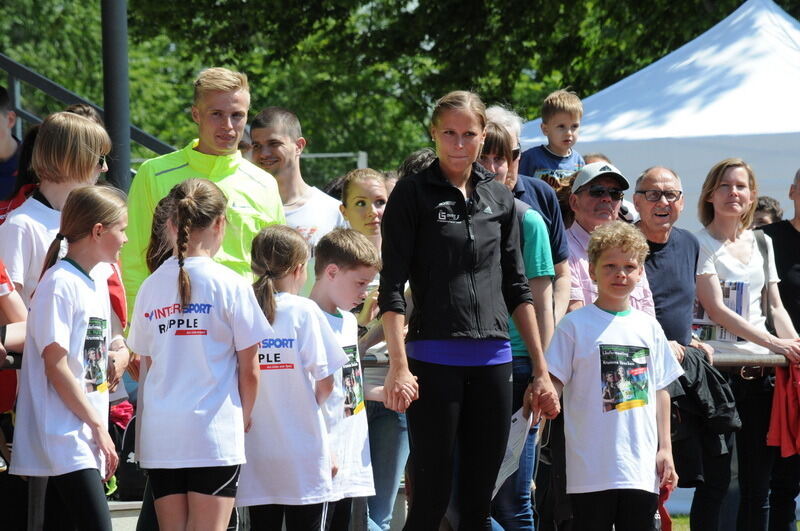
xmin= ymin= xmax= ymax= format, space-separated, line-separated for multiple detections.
xmin=655 ymin=388 xmax=678 ymax=489
xmin=365 ymin=383 xmax=412 ymax=410
xmin=43 ymin=342 xmax=118 ymax=480
xmin=315 ymin=375 xmax=334 ymax=405
xmin=236 ymin=344 xmax=260 ymax=433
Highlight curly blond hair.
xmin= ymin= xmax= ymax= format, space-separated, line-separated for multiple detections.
xmin=588 ymin=221 xmax=649 ymax=266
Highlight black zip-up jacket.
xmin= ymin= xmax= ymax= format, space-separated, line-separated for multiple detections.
xmin=378 ymin=159 xmax=533 ymax=342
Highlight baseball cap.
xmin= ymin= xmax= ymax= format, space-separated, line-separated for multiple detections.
xmin=571 ymin=161 xmax=630 ymax=193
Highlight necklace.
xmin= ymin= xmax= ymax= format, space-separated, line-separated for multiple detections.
xmin=283 ymin=187 xmax=312 ymax=208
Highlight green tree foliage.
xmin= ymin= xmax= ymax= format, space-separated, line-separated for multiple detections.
xmin=3 ymin=0 xmax=800 ymax=184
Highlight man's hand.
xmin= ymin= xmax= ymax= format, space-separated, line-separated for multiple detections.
xmin=668 ymin=341 xmax=686 ymax=363
xmin=657 ymin=448 xmax=678 ymax=489
xmin=383 ymin=364 xmax=419 ymax=413
xmin=528 ymin=374 xmax=560 ymax=424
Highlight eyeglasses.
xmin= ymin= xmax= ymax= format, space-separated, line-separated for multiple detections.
xmin=635 ymin=190 xmax=682 ymax=202
xmin=98 ymin=154 xmax=107 ymax=168
xmin=512 ymin=146 xmax=521 ymax=160
xmin=585 ymin=185 xmax=624 ymax=201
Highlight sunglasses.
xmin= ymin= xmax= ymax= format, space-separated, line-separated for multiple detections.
xmin=98 ymin=154 xmax=107 ymax=167
xmin=585 ymin=185 xmax=624 ymax=201
xmin=634 ymin=190 xmax=683 ymax=202
xmin=512 ymin=146 xmax=521 ymax=160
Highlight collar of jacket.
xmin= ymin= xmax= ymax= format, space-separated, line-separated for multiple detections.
xmin=423 ymin=159 xmax=495 ymax=189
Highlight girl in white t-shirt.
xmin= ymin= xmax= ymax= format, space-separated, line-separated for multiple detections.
xmin=10 ymin=185 xmax=128 ymax=531
xmin=127 ymin=179 xmax=271 ymax=531
xmin=236 ymin=225 xmax=348 ymax=530
xmin=695 ymin=158 xmax=800 ymax=531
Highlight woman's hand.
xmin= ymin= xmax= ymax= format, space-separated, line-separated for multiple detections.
xmin=383 ymin=365 xmax=418 ymax=413
xmin=767 ymin=336 xmax=800 ymax=364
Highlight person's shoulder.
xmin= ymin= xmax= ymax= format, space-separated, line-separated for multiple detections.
xmin=1 ymin=197 xmax=56 ymax=231
xmin=236 ymin=159 xmax=279 ymax=189
xmin=137 ymin=146 xmax=188 ymax=177
xmin=309 ymin=186 xmax=341 ymax=208
xmin=760 ymin=219 xmax=792 ymax=238
xmin=670 ymin=227 xmax=700 ymax=248
xmin=693 ymin=227 xmax=717 ymax=249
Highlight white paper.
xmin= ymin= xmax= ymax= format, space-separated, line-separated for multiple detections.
xmin=492 ymin=407 xmax=533 ymax=499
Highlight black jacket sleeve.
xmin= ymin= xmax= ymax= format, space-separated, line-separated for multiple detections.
xmin=378 ymin=177 xmax=418 ymax=316
xmin=499 ymin=186 xmax=533 ymax=314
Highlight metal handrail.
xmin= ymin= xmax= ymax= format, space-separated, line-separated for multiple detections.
xmin=0 ymin=52 xmax=173 ymax=156
xmin=712 ymin=352 xmax=788 ymax=367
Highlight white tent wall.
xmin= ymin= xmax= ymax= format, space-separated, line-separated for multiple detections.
xmin=519 ymin=0 xmax=800 ymax=231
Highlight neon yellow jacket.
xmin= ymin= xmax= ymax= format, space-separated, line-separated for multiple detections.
xmin=120 ymin=140 xmax=285 ymax=314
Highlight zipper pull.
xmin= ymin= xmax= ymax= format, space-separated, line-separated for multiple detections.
xmin=467 ymin=216 xmax=475 ymax=241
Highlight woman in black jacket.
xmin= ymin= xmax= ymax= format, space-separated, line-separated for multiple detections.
xmin=378 ymin=90 xmax=559 ymax=529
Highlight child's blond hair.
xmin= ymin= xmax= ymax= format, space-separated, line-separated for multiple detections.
xmin=32 ymin=112 xmax=111 ymax=184
xmin=314 ymin=228 xmax=381 ymax=277
xmin=541 ymin=89 xmax=583 ymax=123
xmin=588 ymin=221 xmax=648 ymax=266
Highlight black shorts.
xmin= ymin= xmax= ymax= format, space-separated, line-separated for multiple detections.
xmin=146 ymin=465 xmax=240 ymax=499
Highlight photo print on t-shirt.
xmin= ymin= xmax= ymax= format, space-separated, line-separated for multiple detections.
xmin=83 ymin=316 xmax=108 ymax=393
xmin=599 ymin=344 xmax=649 ymax=413
xmin=341 ymin=344 xmax=364 ymax=417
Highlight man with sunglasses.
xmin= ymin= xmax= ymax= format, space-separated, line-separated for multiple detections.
xmin=566 ymin=161 xmax=655 ymax=315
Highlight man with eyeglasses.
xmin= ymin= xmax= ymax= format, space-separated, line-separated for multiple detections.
xmin=633 ymin=167 xmax=736 ymax=530
xmin=566 ymin=161 xmax=655 ymax=315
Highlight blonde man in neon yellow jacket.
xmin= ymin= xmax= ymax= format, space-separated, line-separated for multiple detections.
xmin=121 ymin=67 xmax=285 ymax=313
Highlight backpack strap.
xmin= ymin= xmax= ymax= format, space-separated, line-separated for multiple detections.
xmin=753 ymin=229 xmax=774 ymax=333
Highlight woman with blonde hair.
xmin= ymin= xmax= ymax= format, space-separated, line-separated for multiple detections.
xmin=694 ymin=158 xmax=800 ymax=531
xmin=379 ymin=90 xmax=559 ymax=528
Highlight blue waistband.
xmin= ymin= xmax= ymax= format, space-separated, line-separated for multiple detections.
xmin=406 ymin=339 xmax=512 ymax=366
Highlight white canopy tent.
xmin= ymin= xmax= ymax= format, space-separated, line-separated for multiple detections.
xmin=520 ymin=0 xmax=800 ymax=230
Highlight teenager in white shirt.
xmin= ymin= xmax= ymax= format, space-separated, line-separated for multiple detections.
xmin=10 ymin=185 xmax=128 ymax=530
xmin=127 ymin=179 xmax=271 ymax=531
xmin=235 ymin=225 xmax=348 ymax=530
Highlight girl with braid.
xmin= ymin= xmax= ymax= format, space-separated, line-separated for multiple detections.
xmin=127 ymin=179 xmax=271 ymax=531
xmin=235 ymin=225 xmax=348 ymax=530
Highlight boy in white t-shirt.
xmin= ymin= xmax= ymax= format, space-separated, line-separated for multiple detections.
xmin=545 ymin=221 xmax=683 ymax=531
xmin=309 ymin=228 xmax=386 ymax=531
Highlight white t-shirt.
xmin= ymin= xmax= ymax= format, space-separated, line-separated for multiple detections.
xmin=127 ymin=256 xmax=273 ymax=468
xmin=321 ymin=310 xmax=375 ymax=499
xmin=10 ymin=259 xmax=111 ymax=477
xmin=236 ymin=292 xmax=349 ymax=507
xmin=695 ymin=228 xmax=779 ymax=355
xmin=285 ymin=188 xmax=347 ymax=296
xmin=545 ymin=304 xmax=684 ymax=494
xmin=0 ymin=196 xmax=63 ymax=305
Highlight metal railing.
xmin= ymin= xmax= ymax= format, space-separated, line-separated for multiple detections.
xmin=0 ymin=52 xmax=173 ymax=164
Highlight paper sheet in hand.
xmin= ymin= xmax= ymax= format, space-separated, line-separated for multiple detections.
xmin=493 ymin=407 xmax=533 ymax=499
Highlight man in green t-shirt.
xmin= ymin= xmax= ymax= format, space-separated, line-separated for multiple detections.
xmin=121 ymin=67 xmax=285 ymax=312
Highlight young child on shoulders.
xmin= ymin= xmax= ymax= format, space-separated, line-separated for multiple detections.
xmin=10 ymin=185 xmax=127 ymax=530
xmin=519 ymin=89 xmax=584 ymax=183
xmin=236 ymin=225 xmax=349 ymax=530
xmin=126 ymin=179 xmax=271 ymax=530
xmin=544 ymin=221 xmax=683 ymax=530
xmin=308 ymin=228 xmax=410 ymax=530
